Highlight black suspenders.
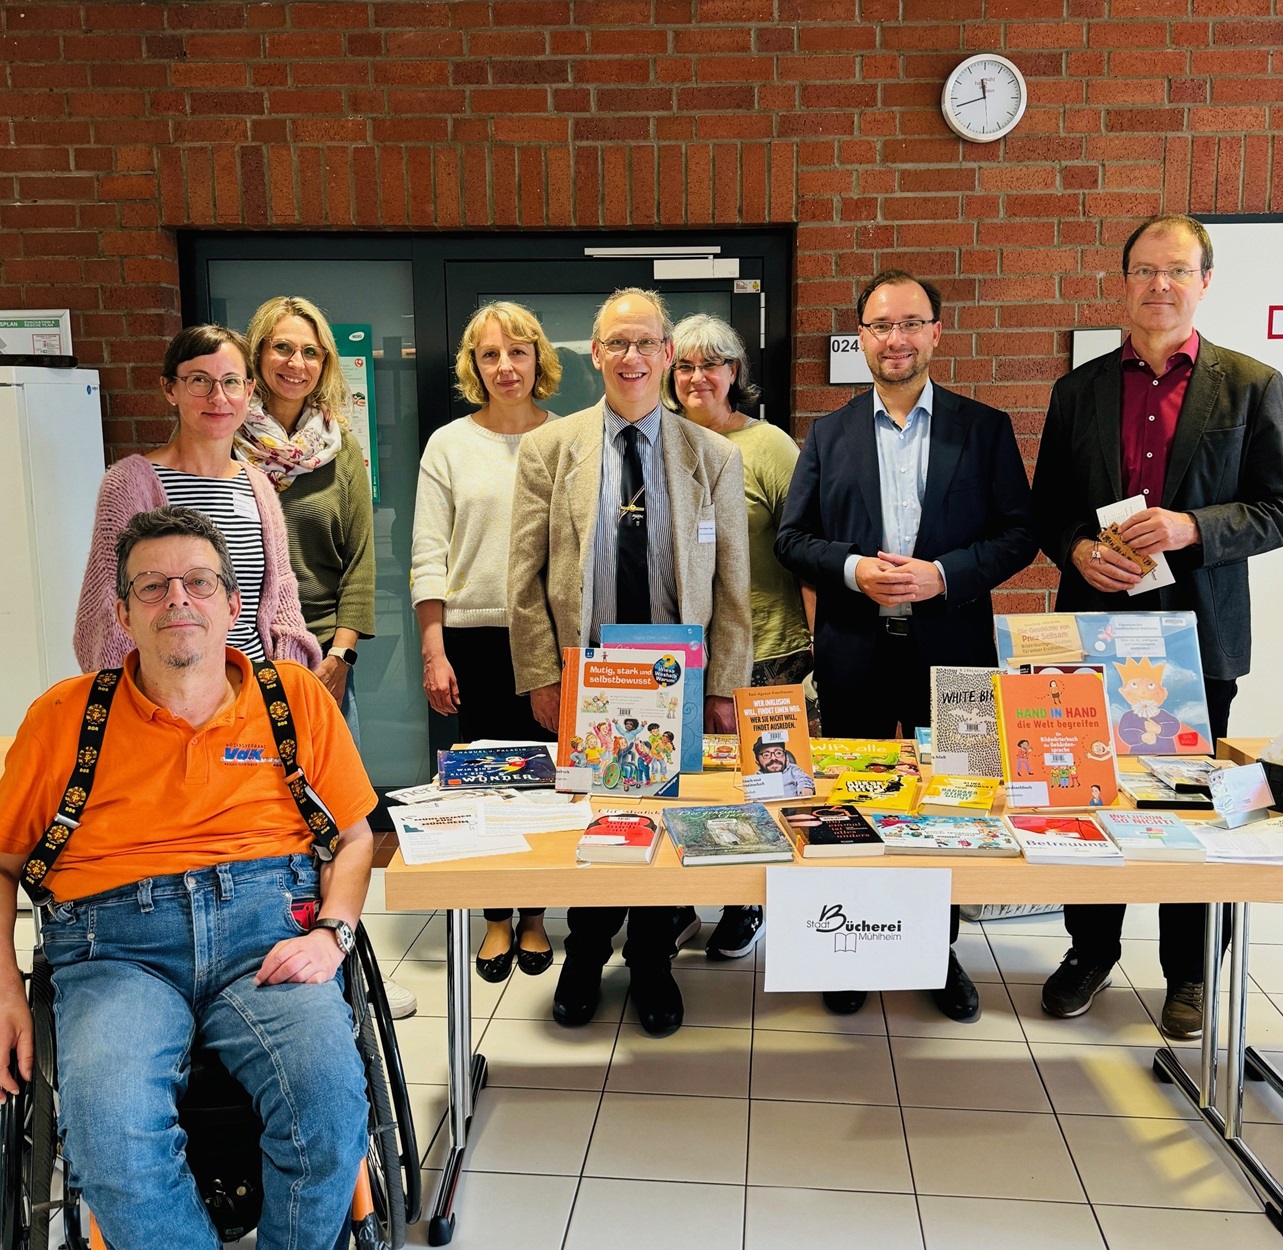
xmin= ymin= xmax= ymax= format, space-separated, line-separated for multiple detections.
xmin=21 ymin=660 xmax=340 ymax=906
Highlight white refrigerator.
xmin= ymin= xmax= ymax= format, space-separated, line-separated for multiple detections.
xmin=0 ymin=366 xmax=105 ymax=735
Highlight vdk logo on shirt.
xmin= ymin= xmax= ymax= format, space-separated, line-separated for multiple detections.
xmin=222 ymin=743 xmax=280 ymax=765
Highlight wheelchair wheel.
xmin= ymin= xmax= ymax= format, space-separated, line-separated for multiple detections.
xmin=356 ymin=1011 xmax=405 ymax=1249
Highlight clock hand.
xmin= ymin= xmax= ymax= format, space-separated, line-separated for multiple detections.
xmin=953 ymin=94 xmax=989 ymax=108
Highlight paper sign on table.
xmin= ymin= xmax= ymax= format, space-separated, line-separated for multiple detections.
xmin=763 ymin=867 xmax=951 ymax=992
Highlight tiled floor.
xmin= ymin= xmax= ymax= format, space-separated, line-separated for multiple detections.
xmin=38 ymin=881 xmax=1283 ymax=1249
xmin=347 ymin=880 xmax=1283 ymax=1249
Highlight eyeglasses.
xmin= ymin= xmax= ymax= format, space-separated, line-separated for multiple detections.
xmin=598 ymin=338 xmax=666 ymax=357
xmin=673 ymin=359 xmax=728 ymax=377
xmin=171 ymin=373 xmax=249 ymax=398
xmin=128 ymin=568 xmax=225 ymax=603
xmin=1124 ymin=266 xmax=1202 ymax=284
xmin=267 ymin=339 xmax=327 ymax=363
xmin=859 ymin=319 xmax=936 ymax=338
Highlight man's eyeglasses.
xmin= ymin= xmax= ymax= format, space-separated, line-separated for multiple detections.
xmin=171 ymin=374 xmax=249 ymax=398
xmin=859 ymin=319 xmax=936 ymax=338
xmin=267 ymin=339 xmax=327 ymax=363
xmin=598 ymin=338 xmax=666 ymax=357
xmin=673 ymin=359 xmax=728 ymax=377
xmin=1124 ymin=266 xmax=1202 ymax=284
xmin=128 ymin=568 xmax=225 ymax=603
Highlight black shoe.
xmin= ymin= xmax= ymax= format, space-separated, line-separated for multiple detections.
xmin=672 ymin=906 xmax=701 ymax=953
xmin=822 ymin=990 xmax=868 ymax=1016
xmin=932 ymin=949 xmax=980 ymax=1022
xmin=706 ymin=905 xmax=764 ymax=961
xmin=516 ymin=943 xmax=554 ymax=976
xmin=1041 ymin=948 xmax=1114 ymax=1018
xmin=552 ymin=955 xmax=604 ymax=1027
xmin=630 ymin=966 xmax=684 ymax=1036
xmin=475 ymin=940 xmax=516 ymax=984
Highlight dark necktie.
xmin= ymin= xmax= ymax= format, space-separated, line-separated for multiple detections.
xmin=616 ymin=425 xmax=651 ymax=624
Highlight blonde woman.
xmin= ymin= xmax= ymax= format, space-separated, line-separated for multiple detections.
xmin=412 ymin=301 xmax=563 ymax=982
xmin=238 ymin=297 xmax=374 ymax=740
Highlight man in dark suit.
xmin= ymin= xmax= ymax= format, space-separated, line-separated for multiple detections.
xmin=1032 ymin=213 xmax=1283 ymax=1040
xmin=776 ymin=269 xmax=1038 ymax=1022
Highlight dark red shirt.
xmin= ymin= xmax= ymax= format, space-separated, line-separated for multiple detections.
xmin=1119 ymin=330 xmax=1198 ymax=503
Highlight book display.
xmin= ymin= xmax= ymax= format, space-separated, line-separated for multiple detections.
xmin=1119 ymin=776 xmax=1215 ymax=811
xmin=829 ymin=769 xmax=920 ymax=812
xmin=556 ymin=646 xmax=685 ymax=798
xmin=576 ymin=811 xmax=663 ymax=864
xmin=992 ymin=670 xmax=1118 ymax=809
xmin=869 ymin=813 xmax=1021 ymax=856
xmin=436 ymin=745 xmax=557 ymax=789
xmin=702 ymin=734 xmax=740 ymax=771
xmin=733 ymin=684 xmax=816 ymax=801
xmin=1093 ymin=809 xmax=1207 ymax=861
xmin=928 ymin=666 xmax=1002 ymax=777
xmin=809 ymin=738 xmax=902 ymax=779
xmin=916 ymin=773 xmax=1000 ymax=815
xmin=1005 ymin=814 xmax=1125 ymax=865
xmin=778 ymin=805 xmax=886 ymax=858
xmin=1139 ymin=755 xmax=1219 ymax=794
xmin=661 ymin=803 xmax=796 ymax=865
xmin=993 ymin=611 xmax=1213 ymax=756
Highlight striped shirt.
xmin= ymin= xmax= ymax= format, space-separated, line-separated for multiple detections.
xmin=152 ymin=465 xmax=267 ymax=660
xmin=589 ymin=402 xmax=678 ymax=644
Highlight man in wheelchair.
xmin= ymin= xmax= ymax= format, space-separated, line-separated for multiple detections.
xmin=0 ymin=506 xmax=376 ymax=1250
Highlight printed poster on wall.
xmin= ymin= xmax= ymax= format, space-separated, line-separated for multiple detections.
xmin=332 ymin=323 xmax=380 ymax=503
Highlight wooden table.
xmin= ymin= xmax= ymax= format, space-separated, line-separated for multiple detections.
xmin=386 ymin=765 xmax=1283 ymax=1244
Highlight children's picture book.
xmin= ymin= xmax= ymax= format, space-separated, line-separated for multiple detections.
xmin=1119 ymin=775 xmax=1214 ymax=811
xmin=916 ymin=774 xmax=1000 ymax=815
xmin=733 ymin=684 xmax=816 ymax=800
xmin=1139 ymin=755 xmax=1219 ymax=794
xmin=928 ymin=666 xmax=1002 ymax=777
xmin=1093 ymin=809 xmax=1207 ymax=861
xmin=869 ymin=814 xmax=1021 ymax=856
xmin=992 ymin=670 xmax=1119 ymax=809
xmin=556 ymin=647 xmax=684 ymax=798
xmin=1004 ymin=815 xmax=1125 ymax=865
xmin=994 ymin=612 xmax=1213 ymax=756
xmin=702 ymin=734 xmax=740 ymax=771
xmin=914 ymin=725 xmax=932 ymax=764
xmin=662 ymin=803 xmax=796 ymax=865
xmin=829 ymin=770 xmax=920 ymax=812
xmin=779 ymin=805 xmax=886 ymax=858
xmin=600 ymin=624 xmax=704 ymax=774
xmin=575 ymin=811 xmax=663 ymax=864
xmin=808 ymin=738 xmax=902 ymax=780
xmin=436 ymin=745 xmax=557 ymax=789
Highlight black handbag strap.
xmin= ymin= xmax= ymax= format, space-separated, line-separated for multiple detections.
xmin=22 ymin=661 xmax=341 ymax=906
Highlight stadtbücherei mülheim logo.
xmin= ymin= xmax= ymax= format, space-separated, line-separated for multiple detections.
xmin=807 ymin=903 xmax=904 ymax=954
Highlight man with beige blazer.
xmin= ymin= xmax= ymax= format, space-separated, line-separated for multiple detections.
xmin=508 ymin=287 xmax=752 ymax=1035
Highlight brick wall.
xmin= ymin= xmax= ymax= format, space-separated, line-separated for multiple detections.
xmin=4 ymin=0 xmax=1283 ymax=609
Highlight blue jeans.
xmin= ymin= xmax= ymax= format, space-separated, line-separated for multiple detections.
xmin=43 ymin=856 xmax=368 ymax=1250
xmin=340 ymin=666 xmax=361 ymax=749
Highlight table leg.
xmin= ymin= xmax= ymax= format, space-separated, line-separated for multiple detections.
xmin=426 ymin=907 xmax=488 ymax=1247
xmin=1153 ymin=903 xmax=1283 ymax=1230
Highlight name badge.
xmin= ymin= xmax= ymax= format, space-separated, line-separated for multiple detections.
xmin=697 ymin=519 xmax=716 ymax=544
xmin=231 ymin=491 xmax=258 ymax=521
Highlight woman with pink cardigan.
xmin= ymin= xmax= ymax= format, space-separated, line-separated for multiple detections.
xmin=74 ymin=324 xmax=320 ymax=672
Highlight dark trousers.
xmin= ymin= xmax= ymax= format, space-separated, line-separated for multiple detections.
xmin=564 ymin=906 xmax=678 ymax=975
xmin=443 ymin=625 xmax=546 ymax=746
xmin=1063 ymin=676 xmax=1238 ymax=984
xmin=819 ymin=620 xmax=959 ymax=948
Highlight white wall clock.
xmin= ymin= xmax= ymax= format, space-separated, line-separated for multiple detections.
xmin=941 ymin=54 xmax=1027 ymax=143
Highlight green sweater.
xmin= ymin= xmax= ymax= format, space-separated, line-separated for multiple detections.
xmin=276 ymin=430 xmax=376 ymax=649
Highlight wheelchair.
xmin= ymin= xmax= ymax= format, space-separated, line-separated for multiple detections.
xmin=0 ymin=921 xmax=421 ymax=1250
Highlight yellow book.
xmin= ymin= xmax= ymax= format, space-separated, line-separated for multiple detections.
xmin=828 ymin=770 xmax=920 ymax=812
xmin=917 ymin=774 xmax=1001 ymax=815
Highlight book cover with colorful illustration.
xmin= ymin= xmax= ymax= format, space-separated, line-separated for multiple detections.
xmin=436 ymin=745 xmax=557 ymax=789
xmin=1092 ymin=809 xmax=1207 ymax=861
xmin=869 ymin=814 xmax=1021 ymax=856
xmin=779 ymin=805 xmax=886 ymax=858
xmin=992 ymin=670 xmax=1119 ymax=809
xmin=928 ymin=667 xmax=1002 ymax=778
xmin=1004 ymin=814 xmax=1124 ymax=865
xmin=733 ymin=684 xmax=816 ymax=801
xmin=662 ymin=803 xmax=796 ymax=865
xmin=556 ymin=647 xmax=685 ymax=798
xmin=828 ymin=770 xmax=920 ymax=812
xmin=702 ymin=734 xmax=740 ymax=771
xmin=1118 ymin=776 xmax=1213 ymax=811
xmin=994 ymin=612 xmax=1213 ymax=756
xmin=808 ymin=738 xmax=902 ymax=780
xmin=576 ymin=811 xmax=663 ymax=863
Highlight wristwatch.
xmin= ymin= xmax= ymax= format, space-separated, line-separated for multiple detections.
xmin=313 ymin=917 xmax=356 ymax=954
xmin=328 ymin=646 xmax=358 ymax=666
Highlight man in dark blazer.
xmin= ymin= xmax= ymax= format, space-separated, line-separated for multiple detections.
xmin=776 ymin=269 xmax=1038 ymax=1022
xmin=1032 ymin=213 xmax=1283 ymax=1040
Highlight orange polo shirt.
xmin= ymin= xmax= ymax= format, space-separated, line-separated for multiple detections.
xmin=0 ymin=649 xmax=376 ymax=903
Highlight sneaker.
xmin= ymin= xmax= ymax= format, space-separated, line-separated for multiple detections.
xmin=1041 ymin=949 xmax=1114 ymax=1018
xmin=706 ymin=905 xmax=764 ymax=961
xmin=382 ymin=979 xmax=418 ymax=1020
xmin=1161 ymin=981 xmax=1204 ymax=1039
xmin=672 ymin=906 xmax=701 ymax=953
